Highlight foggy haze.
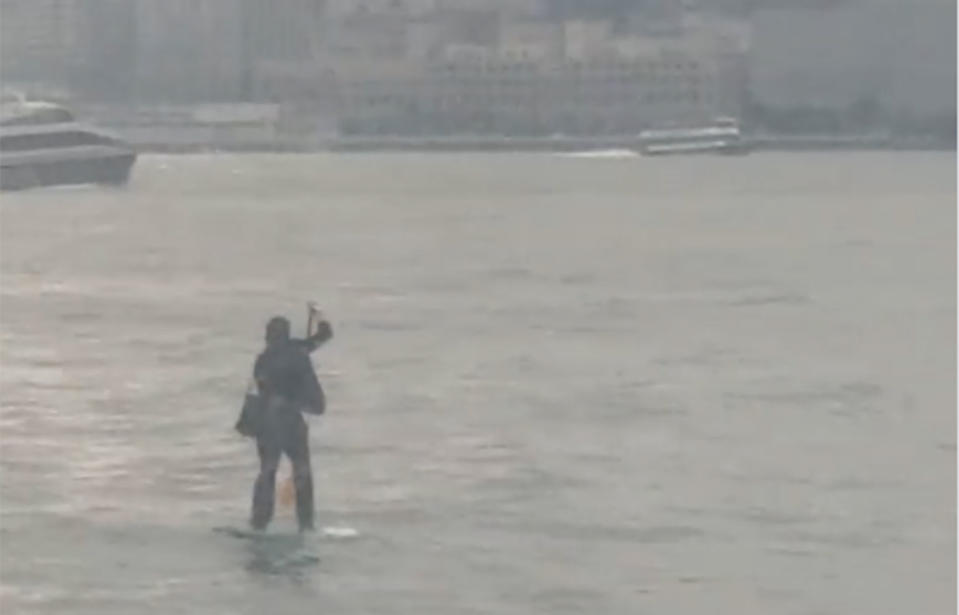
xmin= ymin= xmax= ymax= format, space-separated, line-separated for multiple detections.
xmin=0 ymin=0 xmax=954 ymax=145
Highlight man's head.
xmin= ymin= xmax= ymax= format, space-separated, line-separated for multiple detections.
xmin=265 ymin=316 xmax=291 ymax=347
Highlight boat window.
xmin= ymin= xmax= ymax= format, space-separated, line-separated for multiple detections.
xmin=0 ymin=130 xmax=114 ymax=150
xmin=0 ymin=108 xmax=75 ymax=126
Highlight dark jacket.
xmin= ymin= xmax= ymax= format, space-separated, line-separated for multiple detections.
xmin=253 ymin=322 xmax=330 ymax=416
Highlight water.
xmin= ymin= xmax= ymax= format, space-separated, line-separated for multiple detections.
xmin=1 ymin=152 xmax=955 ymax=614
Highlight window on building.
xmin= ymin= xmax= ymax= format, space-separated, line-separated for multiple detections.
xmin=1 ymin=108 xmax=75 ymax=126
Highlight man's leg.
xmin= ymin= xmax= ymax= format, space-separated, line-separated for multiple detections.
xmin=251 ymin=436 xmax=281 ymax=530
xmin=284 ymin=420 xmax=314 ymax=531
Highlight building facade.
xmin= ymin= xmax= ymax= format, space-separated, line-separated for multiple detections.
xmin=334 ymin=36 xmax=732 ymax=135
xmin=1 ymin=0 xmax=750 ymax=136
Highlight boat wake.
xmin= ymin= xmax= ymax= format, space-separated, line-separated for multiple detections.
xmin=558 ymin=149 xmax=639 ymax=159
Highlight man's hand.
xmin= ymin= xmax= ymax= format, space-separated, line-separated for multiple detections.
xmin=305 ymin=302 xmax=329 ymax=342
xmin=307 ymin=302 xmax=325 ymax=323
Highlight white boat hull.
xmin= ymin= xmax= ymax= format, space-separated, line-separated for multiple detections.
xmin=1 ymin=149 xmax=136 ymax=191
xmin=639 ymin=140 xmax=752 ymax=156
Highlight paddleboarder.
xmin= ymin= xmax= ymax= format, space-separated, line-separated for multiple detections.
xmin=248 ymin=306 xmax=332 ymax=532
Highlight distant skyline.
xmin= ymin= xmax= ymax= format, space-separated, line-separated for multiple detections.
xmin=0 ymin=0 xmax=953 ymax=137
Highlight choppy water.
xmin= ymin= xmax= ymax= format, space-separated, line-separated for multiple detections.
xmin=1 ymin=153 xmax=955 ymax=614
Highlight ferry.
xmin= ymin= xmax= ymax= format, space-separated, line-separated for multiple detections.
xmin=637 ymin=117 xmax=751 ymax=156
xmin=1 ymin=93 xmax=137 ymax=191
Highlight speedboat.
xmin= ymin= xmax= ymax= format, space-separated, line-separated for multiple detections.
xmin=0 ymin=93 xmax=137 ymax=191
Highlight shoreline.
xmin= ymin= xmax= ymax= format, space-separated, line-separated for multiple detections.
xmin=127 ymin=135 xmax=954 ymax=154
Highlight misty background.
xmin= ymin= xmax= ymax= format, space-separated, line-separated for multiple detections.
xmin=1 ymin=1 xmax=956 ymax=146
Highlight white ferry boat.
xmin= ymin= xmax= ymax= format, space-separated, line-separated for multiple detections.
xmin=637 ymin=117 xmax=751 ymax=156
xmin=1 ymin=93 xmax=137 ymax=191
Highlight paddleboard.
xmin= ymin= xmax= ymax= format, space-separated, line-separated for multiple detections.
xmin=212 ymin=525 xmax=359 ymax=540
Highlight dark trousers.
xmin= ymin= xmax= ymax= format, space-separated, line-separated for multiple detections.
xmin=250 ymin=397 xmax=314 ymax=531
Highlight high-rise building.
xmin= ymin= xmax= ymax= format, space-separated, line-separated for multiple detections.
xmin=131 ymin=0 xmax=246 ymax=102
xmin=0 ymin=0 xmax=82 ymax=89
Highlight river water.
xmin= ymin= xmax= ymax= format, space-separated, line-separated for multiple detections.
xmin=1 ymin=152 xmax=955 ymax=614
